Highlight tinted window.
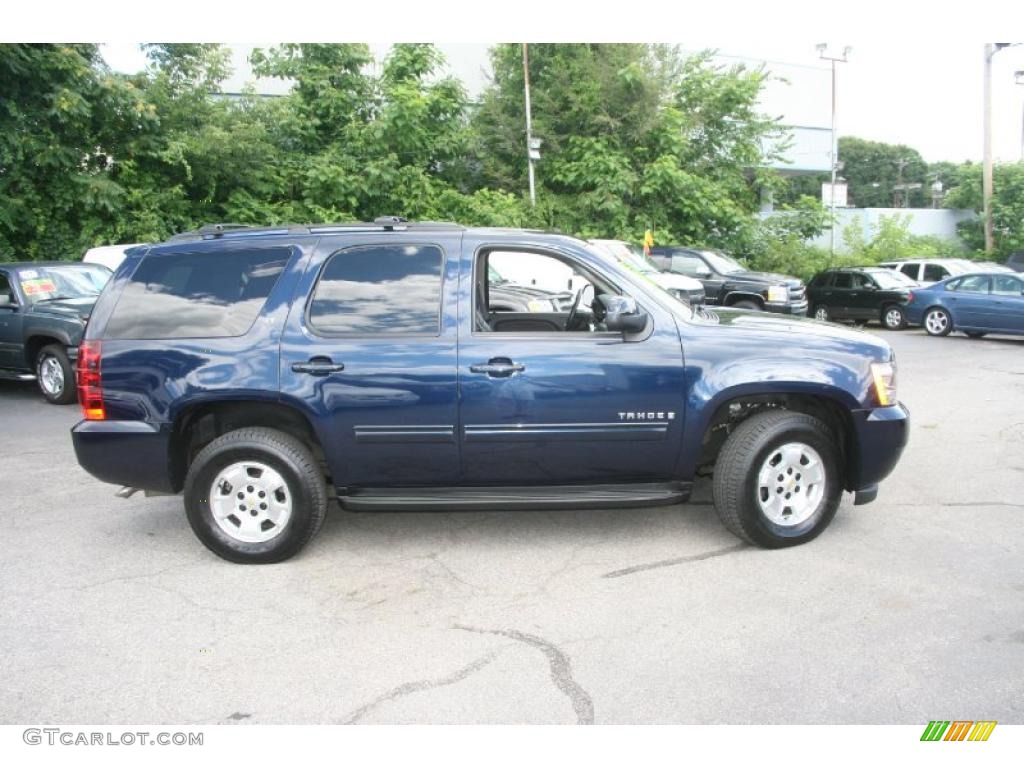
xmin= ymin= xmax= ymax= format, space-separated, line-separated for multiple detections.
xmin=950 ymin=275 xmax=990 ymax=294
xmin=850 ymin=273 xmax=872 ymax=289
xmin=923 ymin=264 xmax=949 ymax=282
xmin=309 ymin=244 xmax=443 ymax=335
xmin=899 ymin=263 xmax=919 ymax=279
xmin=833 ymin=273 xmax=853 ymax=289
xmin=0 ymin=272 xmax=12 ymax=302
xmin=105 ymin=247 xmax=289 ymax=339
xmin=992 ymin=275 xmax=1023 ymax=296
xmin=670 ymin=255 xmax=706 ymax=277
xmin=809 ymin=272 xmax=832 ymax=287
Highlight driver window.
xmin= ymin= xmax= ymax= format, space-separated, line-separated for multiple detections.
xmin=0 ymin=273 xmax=13 ymax=303
xmin=476 ymin=250 xmax=618 ymax=334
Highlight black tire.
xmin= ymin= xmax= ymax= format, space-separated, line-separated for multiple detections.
xmin=36 ymin=344 xmax=76 ymax=404
xmin=183 ymin=427 xmax=327 ymax=563
xmin=923 ymin=306 xmax=953 ymax=337
xmin=813 ymin=305 xmax=830 ymax=322
xmin=712 ymin=410 xmax=842 ymax=548
xmin=881 ymin=304 xmax=907 ymax=331
xmin=964 ymin=331 xmax=987 ymax=339
xmin=732 ymin=300 xmax=761 ymax=311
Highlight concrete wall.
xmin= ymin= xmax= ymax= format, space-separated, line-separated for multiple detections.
xmin=806 ymin=208 xmax=977 ymax=253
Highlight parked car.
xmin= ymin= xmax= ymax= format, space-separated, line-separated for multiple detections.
xmin=488 ymin=264 xmax=573 ymax=313
xmin=877 ymin=258 xmax=991 ymax=286
xmin=649 ymin=246 xmax=808 ymax=315
xmin=905 ymin=271 xmax=1024 ymax=338
xmin=72 ymin=220 xmax=907 ymax=563
xmin=589 ymin=239 xmax=705 ymax=305
xmin=0 ymin=262 xmax=113 ymax=403
xmin=807 ymin=267 xmax=916 ymax=330
xmin=82 ymin=243 xmax=146 ymax=272
xmin=1006 ymin=251 xmax=1024 ymax=273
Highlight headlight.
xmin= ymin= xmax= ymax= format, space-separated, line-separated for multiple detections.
xmin=767 ymin=285 xmax=789 ymax=303
xmin=870 ymin=361 xmax=897 ymax=407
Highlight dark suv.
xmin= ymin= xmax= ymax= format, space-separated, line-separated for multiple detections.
xmin=72 ymin=221 xmax=908 ymax=563
xmin=807 ymin=267 xmax=916 ymax=330
xmin=649 ymin=247 xmax=807 ymax=315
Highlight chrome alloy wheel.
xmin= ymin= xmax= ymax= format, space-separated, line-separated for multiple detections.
xmin=756 ymin=442 xmax=827 ymax=527
xmin=209 ymin=461 xmax=292 ymax=543
xmin=814 ymin=306 xmax=829 ymax=322
xmin=38 ymin=355 xmax=64 ymax=397
xmin=925 ymin=309 xmax=949 ymax=335
xmin=884 ymin=307 xmax=904 ymax=328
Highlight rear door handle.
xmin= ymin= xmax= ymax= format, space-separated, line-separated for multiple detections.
xmin=470 ymin=358 xmax=525 ymax=377
xmin=291 ymin=357 xmax=345 ymax=375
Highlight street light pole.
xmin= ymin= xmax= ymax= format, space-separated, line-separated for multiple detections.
xmin=522 ymin=43 xmax=536 ymax=207
xmin=817 ymin=44 xmax=850 ymax=261
xmin=1016 ymin=70 xmax=1024 ymax=161
xmin=983 ymin=44 xmax=1013 ymax=253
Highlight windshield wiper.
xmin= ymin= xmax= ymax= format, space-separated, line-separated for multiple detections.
xmin=33 ymin=294 xmax=96 ymax=303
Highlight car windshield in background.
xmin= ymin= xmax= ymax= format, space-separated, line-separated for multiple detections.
xmin=701 ymin=250 xmax=745 ymax=274
xmin=869 ymin=270 xmax=912 ymax=288
xmin=16 ymin=265 xmax=111 ymax=303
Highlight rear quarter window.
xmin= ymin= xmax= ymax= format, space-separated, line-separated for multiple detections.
xmin=103 ymin=247 xmax=290 ymax=339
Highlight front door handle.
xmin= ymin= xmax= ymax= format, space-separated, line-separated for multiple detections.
xmin=470 ymin=358 xmax=526 ymax=377
xmin=291 ymin=357 xmax=345 ymax=375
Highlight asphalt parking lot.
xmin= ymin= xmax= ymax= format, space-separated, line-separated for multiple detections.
xmin=1 ymin=328 xmax=1022 ymax=725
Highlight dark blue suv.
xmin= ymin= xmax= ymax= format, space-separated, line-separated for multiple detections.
xmin=72 ymin=220 xmax=908 ymax=563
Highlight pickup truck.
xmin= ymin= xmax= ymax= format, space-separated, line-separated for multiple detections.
xmin=0 ymin=262 xmax=112 ymax=403
xmin=649 ymin=246 xmax=808 ymax=315
xmin=71 ymin=220 xmax=908 ymax=563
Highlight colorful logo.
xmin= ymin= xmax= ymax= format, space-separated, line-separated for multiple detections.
xmin=920 ymin=721 xmax=996 ymax=742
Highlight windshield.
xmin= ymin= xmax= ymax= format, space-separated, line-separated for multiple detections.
xmin=702 ymin=250 xmax=746 ymax=275
xmin=868 ymin=270 xmax=912 ymax=289
xmin=16 ymin=265 xmax=111 ymax=303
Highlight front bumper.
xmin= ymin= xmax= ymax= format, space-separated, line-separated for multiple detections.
xmin=765 ymin=300 xmax=808 ymax=316
xmin=72 ymin=420 xmax=177 ymax=493
xmin=847 ymin=402 xmax=910 ymax=500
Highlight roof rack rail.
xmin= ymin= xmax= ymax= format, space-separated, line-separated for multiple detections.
xmin=374 ymin=216 xmax=408 ymax=230
xmin=197 ymin=223 xmax=253 ymax=237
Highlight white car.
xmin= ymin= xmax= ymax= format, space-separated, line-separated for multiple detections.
xmin=589 ymin=239 xmax=706 ymax=305
xmin=82 ymin=243 xmax=146 ymax=272
xmin=878 ymin=258 xmax=1008 ymax=286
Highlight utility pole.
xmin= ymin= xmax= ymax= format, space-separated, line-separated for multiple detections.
xmin=817 ymin=44 xmax=850 ymax=261
xmin=1016 ymin=70 xmax=1024 ymax=161
xmin=522 ymin=43 xmax=537 ymax=207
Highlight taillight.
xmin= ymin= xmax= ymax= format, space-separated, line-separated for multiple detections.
xmin=906 ymin=290 xmax=915 ymax=304
xmin=77 ymin=340 xmax=105 ymax=420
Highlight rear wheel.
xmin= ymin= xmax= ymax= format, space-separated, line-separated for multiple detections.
xmin=881 ymin=305 xmax=907 ymax=330
xmin=813 ymin=305 xmax=830 ymax=322
xmin=712 ymin=411 xmax=842 ymax=548
xmin=183 ymin=427 xmax=327 ymax=563
xmin=36 ymin=344 xmax=76 ymax=404
xmin=923 ymin=307 xmax=952 ymax=336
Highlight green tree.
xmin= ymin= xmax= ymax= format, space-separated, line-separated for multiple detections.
xmin=943 ymin=161 xmax=1024 ymax=257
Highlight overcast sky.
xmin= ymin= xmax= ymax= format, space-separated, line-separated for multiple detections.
xmin=102 ymin=42 xmax=1024 ymax=164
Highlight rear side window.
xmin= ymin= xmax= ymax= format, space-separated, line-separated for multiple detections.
xmin=923 ymin=264 xmax=948 ymax=282
xmin=104 ymin=247 xmax=290 ymax=339
xmin=950 ymin=275 xmax=990 ymax=294
xmin=899 ymin=263 xmax=919 ymax=279
xmin=809 ymin=272 xmax=832 ymax=287
xmin=833 ymin=273 xmax=853 ymax=289
xmin=308 ymin=244 xmax=444 ymax=335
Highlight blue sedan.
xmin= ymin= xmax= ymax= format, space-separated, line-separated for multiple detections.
xmin=905 ymin=272 xmax=1024 ymax=338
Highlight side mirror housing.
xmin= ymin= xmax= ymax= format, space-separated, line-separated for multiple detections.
xmin=0 ymin=293 xmax=17 ymax=309
xmin=602 ymin=295 xmax=648 ymax=334
xmin=695 ymin=266 xmax=712 ymax=278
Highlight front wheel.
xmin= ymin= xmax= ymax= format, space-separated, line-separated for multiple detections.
xmin=712 ymin=411 xmax=842 ymax=548
xmin=183 ymin=427 xmax=327 ymax=563
xmin=881 ymin=305 xmax=907 ymax=330
xmin=923 ymin=307 xmax=953 ymax=336
xmin=36 ymin=344 xmax=76 ymax=404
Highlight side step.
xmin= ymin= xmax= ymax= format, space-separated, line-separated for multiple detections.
xmin=0 ymin=370 xmax=36 ymax=382
xmin=338 ymin=482 xmax=692 ymax=512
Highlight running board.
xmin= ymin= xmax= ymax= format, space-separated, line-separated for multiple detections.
xmin=338 ymin=482 xmax=692 ymax=512
xmin=0 ymin=370 xmax=36 ymax=382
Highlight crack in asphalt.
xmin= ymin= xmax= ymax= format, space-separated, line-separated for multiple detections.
xmin=339 ymin=652 xmax=498 ymax=724
xmin=454 ymin=625 xmax=594 ymax=724
xmin=601 ymin=543 xmax=747 ymax=579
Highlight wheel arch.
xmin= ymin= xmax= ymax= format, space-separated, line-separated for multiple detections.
xmin=24 ymin=333 xmax=71 ymax=369
xmin=722 ymin=291 xmax=765 ymax=308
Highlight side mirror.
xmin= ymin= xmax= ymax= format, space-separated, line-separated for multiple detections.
xmin=0 ymin=293 xmax=17 ymax=309
xmin=602 ymin=295 xmax=648 ymax=334
xmin=695 ymin=266 xmax=712 ymax=278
